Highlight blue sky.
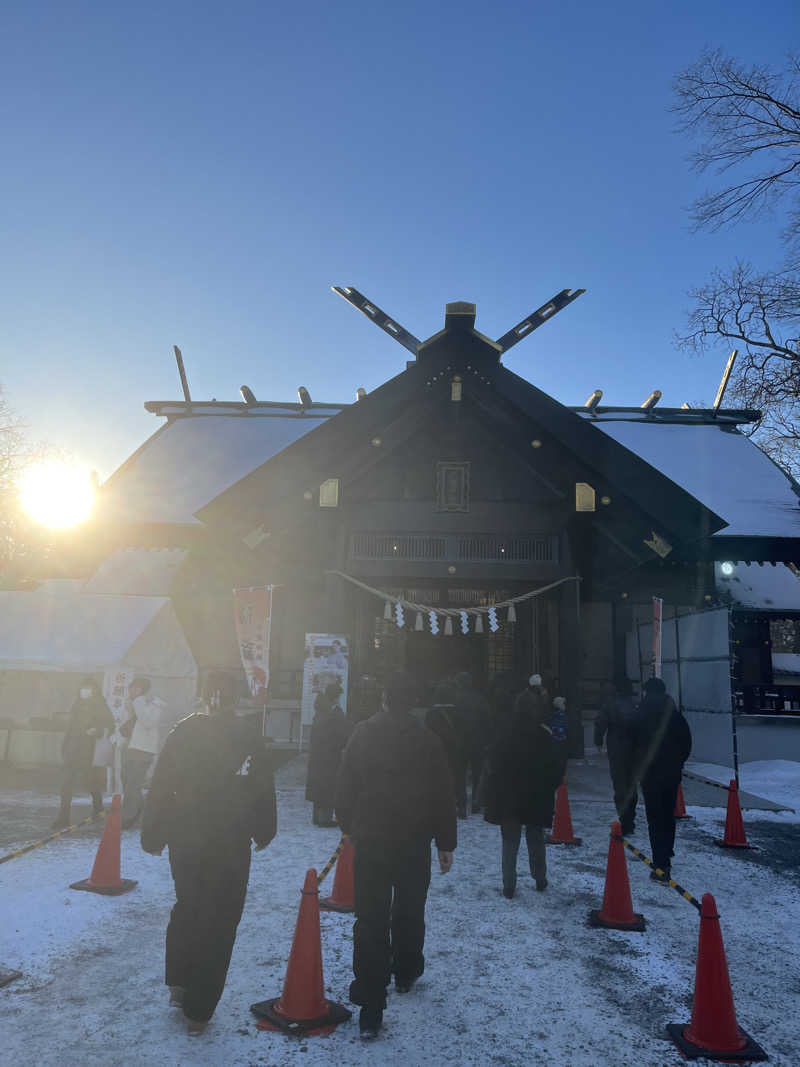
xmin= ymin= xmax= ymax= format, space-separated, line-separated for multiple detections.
xmin=0 ymin=1 xmax=794 ymax=478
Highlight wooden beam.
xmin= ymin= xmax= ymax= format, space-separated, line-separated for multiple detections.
xmin=332 ymin=286 xmax=421 ymax=355
xmin=712 ymin=350 xmax=738 ymax=415
xmin=495 ymin=288 xmax=585 ymax=354
xmin=173 ymin=346 xmax=191 ymax=402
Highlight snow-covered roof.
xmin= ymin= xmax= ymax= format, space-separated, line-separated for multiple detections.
xmin=0 ymin=591 xmax=195 ymax=674
xmin=585 ymin=419 xmax=800 ymax=539
xmin=83 ymin=548 xmax=187 ymax=595
xmin=715 ymin=561 xmax=800 ymax=610
xmin=34 ymin=579 xmax=86 ymax=595
xmin=98 ymin=411 xmax=340 ymax=525
xmin=773 ymin=653 xmax=800 ymax=676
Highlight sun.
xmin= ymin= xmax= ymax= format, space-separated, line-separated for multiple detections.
xmin=19 ymin=461 xmax=95 ymax=529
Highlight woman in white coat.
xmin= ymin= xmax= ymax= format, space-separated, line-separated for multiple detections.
xmin=122 ymin=677 xmax=165 ymax=828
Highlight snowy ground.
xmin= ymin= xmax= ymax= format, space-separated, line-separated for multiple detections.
xmin=2 ymin=757 xmax=799 ymax=1067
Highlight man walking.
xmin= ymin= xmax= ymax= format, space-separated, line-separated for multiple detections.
xmin=141 ymin=671 xmax=277 ymax=1033
xmin=306 ymin=683 xmax=349 ymax=826
xmin=335 ymin=671 xmax=457 ymax=1041
xmin=594 ymin=678 xmax=639 ymax=835
xmin=635 ymin=676 xmax=692 ymax=883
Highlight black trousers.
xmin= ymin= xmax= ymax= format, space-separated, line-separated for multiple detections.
xmin=166 ymin=842 xmax=251 ymax=1021
xmin=608 ymin=752 xmax=638 ymax=832
xmin=452 ymin=754 xmax=468 ymax=816
xmin=641 ymin=781 xmax=679 ymax=871
xmin=352 ymin=838 xmax=432 ymax=1009
xmin=59 ymin=761 xmax=103 ymax=819
xmin=500 ymin=821 xmax=546 ymax=892
xmin=312 ymin=802 xmax=335 ymax=826
xmin=469 ymin=750 xmax=485 ymax=810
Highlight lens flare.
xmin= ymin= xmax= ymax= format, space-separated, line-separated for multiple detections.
xmin=19 ymin=461 xmax=94 ymax=529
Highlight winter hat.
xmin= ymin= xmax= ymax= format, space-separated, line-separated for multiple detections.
xmin=528 ymin=673 xmax=542 ymax=688
xmin=553 ymin=696 xmax=566 ymax=711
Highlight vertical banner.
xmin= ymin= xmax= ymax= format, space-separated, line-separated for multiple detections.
xmin=233 ymin=587 xmax=273 ymax=702
xmin=652 ymin=596 xmax=663 ymax=679
xmin=300 ymin=633 xmax=350 ymax=739
xmin=103 ymin=667 xmax=135 ymax=726
xmin=102 ymin=667 xmax=134 ymax=793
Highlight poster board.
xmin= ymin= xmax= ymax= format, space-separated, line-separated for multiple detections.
xmin=300 ymin=634 xmax=350 ymax=743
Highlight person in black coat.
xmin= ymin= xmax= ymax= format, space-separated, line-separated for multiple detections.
xmin=634 ymin=676 xmax=692 ymax=883
xmin=141 ymin=671 xmax=277 ymax=1033
xmin=306 ymin=684 xmax=350 ymax=826
xmin=336 ymin=671 xmax=456 ymax=1041
xmin=53 ymin=678 xmax=115 ymax=829
xmin=425 ymin=677 xmax=467 ymax=817
xmin=594 ymin=678 xmax=639 ymax=835
xmin=453 ymin=672 xmax=490 ymax=815
xmin=484 ymin=678 xmax=566 ymax=897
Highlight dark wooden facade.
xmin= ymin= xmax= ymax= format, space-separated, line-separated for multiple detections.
xmin=194 ymin=302 xmax=739 ymax=755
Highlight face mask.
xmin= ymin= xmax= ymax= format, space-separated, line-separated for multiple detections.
xmin=80 ymin=688 xmax=92 ymax=699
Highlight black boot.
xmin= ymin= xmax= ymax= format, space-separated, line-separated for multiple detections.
xmin=359 ymin=1007 xmax=383 ymax=1040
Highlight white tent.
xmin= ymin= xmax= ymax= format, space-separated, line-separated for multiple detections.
xmin=0 ymin=591 xmax=197 ymax=739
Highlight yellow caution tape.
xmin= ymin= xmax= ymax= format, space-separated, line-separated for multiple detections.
xmin=317 ymin=837 xmax=345 ymax=886
xmin=0 ymin=811 xmax=103 ymax=866
xmin=620 ymin=836 xmax=701 ymax=912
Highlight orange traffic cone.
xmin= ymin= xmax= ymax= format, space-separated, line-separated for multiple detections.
xmin=251 ymin=869 xmax=351 ymax=1036
xmin=320 ymin=838 xmax=355 ymax=913
xmin=546 ymin=781 xmax=582 ymax=845
xmin=588 ymin=821 xmax=646 ymax=931
xmin=714 ymin=780 xmax=753 ymax=849
xmin=674 ymin=783 xmax=691 ymax=819
xmin=70 ymin=795 xmax=137 ymax=896
xmin=667 ymin=893 xmax=767 ymax=1061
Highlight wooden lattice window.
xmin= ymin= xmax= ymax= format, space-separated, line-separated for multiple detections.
xmin=436 ymin=462 xmax=470 ymax=512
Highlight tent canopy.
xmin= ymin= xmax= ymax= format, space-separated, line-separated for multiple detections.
xmin=0 ymin=591 xmax=196 ymax=677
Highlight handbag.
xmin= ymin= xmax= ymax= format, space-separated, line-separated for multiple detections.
xmin=92 ymin=734 xmax=114 ymax=768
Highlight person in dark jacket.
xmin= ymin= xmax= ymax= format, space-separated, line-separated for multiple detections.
xmin=425 ymin=677 xmax=467 ymax=817
xmin=52 ymin=678 xmax=115 ymax=829
xmin=594 ymin=678 xmax=639 ymax=835
xmin=484 ymin=676 xmax=566 ymax=897
xmin=453 ymin=672 xmax=490 ymax=815
xmin=306 ymin=684 xmax=349 ymax=826
xmin=141 ymin=671 xmax=277 ymax=1033
xmin=335 ymin=671 xmax=457 ymax=1041
xmin=634 ymin=676 xmax=692 ymax=883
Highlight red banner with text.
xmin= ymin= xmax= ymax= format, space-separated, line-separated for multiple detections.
xmin=233 ymin=587 xmax=272 ymax=702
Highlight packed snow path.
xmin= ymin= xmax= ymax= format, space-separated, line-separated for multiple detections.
xmin=1 ymin=756 xmax=798 ymax=1067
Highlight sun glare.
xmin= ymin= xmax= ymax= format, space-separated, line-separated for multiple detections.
xmin=19 ymin=461 xmax=95 ymax=529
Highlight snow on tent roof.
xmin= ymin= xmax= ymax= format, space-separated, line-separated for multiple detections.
xmin=587 ymin=421 xmax=800 ymax=538
xmin=83 ymin=548 xmax=187 ymax=595
xmin=715 ymin=561 xmax=800 ymax=610
xmin=98 ymin=413 xmax=334 ymax=524
xmin=0 ymin=592 xmax=190 ymax=673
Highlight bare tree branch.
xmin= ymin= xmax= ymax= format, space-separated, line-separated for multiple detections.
xmin=676 ymin=263 xmax=800 ymax=475
xmin=672 ymin=50 xmax=800 ymax=242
